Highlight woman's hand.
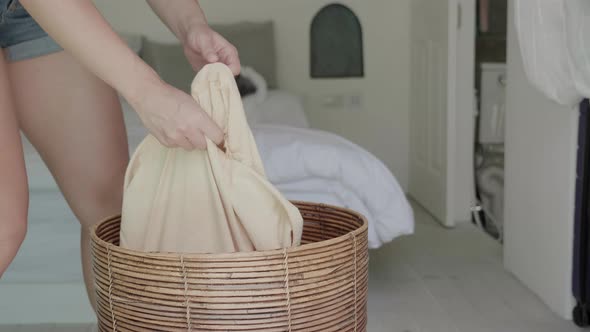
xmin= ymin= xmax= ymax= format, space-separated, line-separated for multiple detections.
xmin=145 ymin=0 xmax=240 ymax=74
xmin=183 ymin=23 xmax=241 ymax=76
xmin=129 ymin=78 xmax=224 ymax=150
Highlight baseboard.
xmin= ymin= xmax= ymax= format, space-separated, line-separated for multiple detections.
xmin=0 ymin=283 xmax=95 ymax=324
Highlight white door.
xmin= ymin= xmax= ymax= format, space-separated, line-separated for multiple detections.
xmin=504 ymin=0 xmax=577 ymax=318
xmin=409 ymin=0 xmax=475 ymax=227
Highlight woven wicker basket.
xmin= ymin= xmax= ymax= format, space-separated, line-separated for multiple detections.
xmin=91 ymin=201 xmax=368 ymax=332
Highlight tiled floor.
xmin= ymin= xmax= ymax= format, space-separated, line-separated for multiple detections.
xmin=1 ymin=203 xmax=585 ymax=332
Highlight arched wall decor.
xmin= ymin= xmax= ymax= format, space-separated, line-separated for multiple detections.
xmin=310 ymin=4 xmax=364 ymax=78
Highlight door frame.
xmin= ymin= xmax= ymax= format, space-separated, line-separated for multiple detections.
xmin=446 ymin=0 xmax=476 ymax=227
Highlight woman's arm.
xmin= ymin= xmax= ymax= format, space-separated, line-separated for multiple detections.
xmin=146 ymin=0 xmax=241 ymax=75
xmin=145 ymin=0 xmax=207 ymax=42
xmin=20 ymin=0 xmax=153 ymax=103
xmin=18 ymin=0 xmax=223 ymax=149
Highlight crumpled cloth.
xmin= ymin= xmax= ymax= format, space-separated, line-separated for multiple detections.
xmin=119 ymin=63 xmax=303 ymax=254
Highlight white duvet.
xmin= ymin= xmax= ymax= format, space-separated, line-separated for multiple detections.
xmin=237 ymin=66 xmax=413 ymax=248
xmin=251 ymin=124 xmax=414 ymax=249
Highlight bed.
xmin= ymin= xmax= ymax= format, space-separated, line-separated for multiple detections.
xmin=0 ymin=23 xmax=413 ymax=324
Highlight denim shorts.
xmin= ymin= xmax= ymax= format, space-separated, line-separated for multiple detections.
xmin=0 ymin=0 xmax=62 ymax=61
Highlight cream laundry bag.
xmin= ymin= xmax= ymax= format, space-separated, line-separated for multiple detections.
xmin=119 ymin=63 xmax=303 ymax=253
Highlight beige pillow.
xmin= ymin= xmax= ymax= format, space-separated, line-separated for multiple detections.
xmin=140 ymin=21 xmax=278 ymax=92
xmin=139 ymin=39 xmax=194 ymax=93
xmin=119 ymin=63 xmax=302 ymax=254
xmin=210 ymin=21 xmax=278 ymax=88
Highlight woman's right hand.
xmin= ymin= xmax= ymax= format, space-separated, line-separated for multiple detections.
xmin=129 ymin=79 xmax=224 ymax=150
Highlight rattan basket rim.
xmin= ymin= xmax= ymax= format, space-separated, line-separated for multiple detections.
xmin=90 ymin=201 xmax=368 ymax=259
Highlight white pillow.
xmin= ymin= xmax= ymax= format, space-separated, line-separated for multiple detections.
xmin=240 ymin=66 xmax=310 ymax=128
xmin=241 ymin=66 xmax=268 ymax=126
xmin=252 ymin=91 xmax=310 ymax=129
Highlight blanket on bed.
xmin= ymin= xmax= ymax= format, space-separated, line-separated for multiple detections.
xmin=251 ymin=124 xmax=414 ymax=248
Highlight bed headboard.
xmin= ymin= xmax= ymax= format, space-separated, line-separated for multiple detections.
xmin=139 ymin=21 xmax=278 ymax=92
xmin=210 ymin=21 xmax=277 ymax=88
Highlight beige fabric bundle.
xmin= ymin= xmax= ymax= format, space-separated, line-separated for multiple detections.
xmin=119 ymin=63 xmax=303 ymax=254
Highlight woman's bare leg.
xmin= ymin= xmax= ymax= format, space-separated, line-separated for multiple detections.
xmin=0 ymin=51 xmax=29 ymax=277
xmin=8 ymin=51 xmax=129 ymax=308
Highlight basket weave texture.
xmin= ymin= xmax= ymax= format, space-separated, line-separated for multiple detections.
xmin=91 ymin=201 xmax=369 ymax=332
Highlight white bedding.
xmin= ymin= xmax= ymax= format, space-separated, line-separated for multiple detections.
xmin=237 ymin=67 xmax=413 ymax=247
xmin=252 ymin=124 xmax=414 ymax=248
xmin=243 ymin=90 xmax=310 ymax=129
xmin=240 ymin=65 xmax=310 ymax=129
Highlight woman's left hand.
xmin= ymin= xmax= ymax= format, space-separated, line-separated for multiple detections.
xmin=183 ymin=23 xmax=241 ymax=76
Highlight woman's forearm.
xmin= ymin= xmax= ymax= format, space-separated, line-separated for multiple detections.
xmin=146 ymin=0 xmax=208 ymax=41
xmin=19 ymin=0 xmax=160 ymax=103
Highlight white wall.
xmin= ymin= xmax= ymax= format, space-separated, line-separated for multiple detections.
xmin=95 ymin=0 xmax=411 ymax=190
xmin=504 ymin=0 xmax=577 ymax=319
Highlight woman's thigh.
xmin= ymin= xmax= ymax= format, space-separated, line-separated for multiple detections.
xmin=8 ymin=50 xmax=129 ymax=227
xmin=0 ymin=50 xmax=29 ymax=275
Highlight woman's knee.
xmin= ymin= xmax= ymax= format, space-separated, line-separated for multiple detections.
xmin=0 ymin=207 xmax=28 ymax=276
xmin=76 ymin=162 xmax=127 ymax=229
xmin=93 ymin=165 xmax=126 ymax=211
xmin=0 ymin=211 xmax=28 ymax=251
